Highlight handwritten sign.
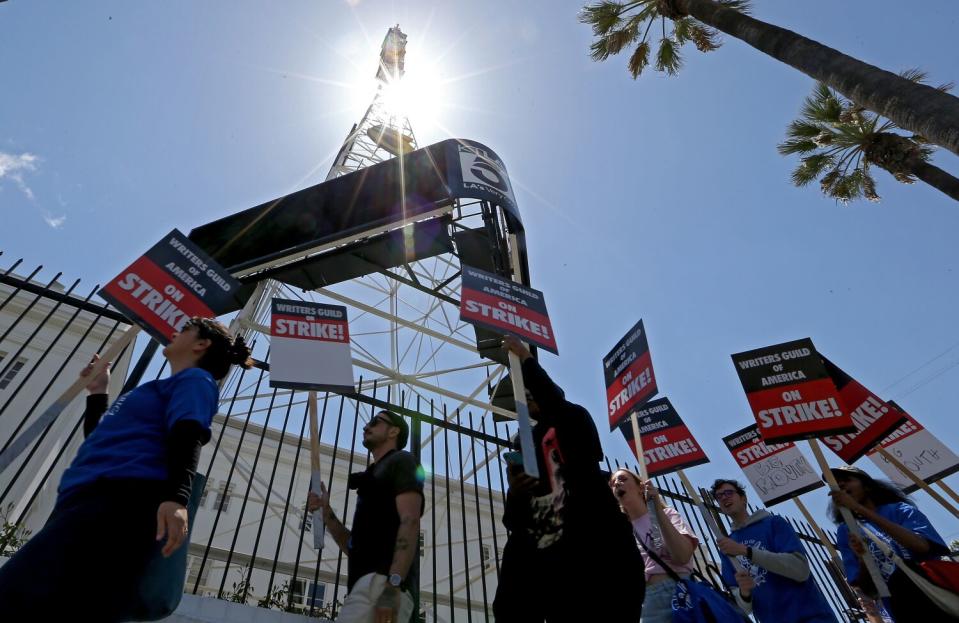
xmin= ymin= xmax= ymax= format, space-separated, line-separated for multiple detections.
xmin=866 ymin=402 xmax=959 ymax=492
xmin=723 ymin=424 xmax=824 ymax=506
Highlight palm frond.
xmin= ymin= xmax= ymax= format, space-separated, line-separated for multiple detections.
xmin=898 ymin=67 xmax=928 ymax=83
xmin=897 ymin=67 xmax=953 ymax=93
xmin=716 ymin=0 xmax=752 ymax=14
xmin=655 ymin=37 xmax=682 ymax=76
xmin=628 ymin=41 xmax=652 ymax=78
xmin=800 ymin=83 xmax=843 ymax=123
xmin=827 ymin=169 xmax=868 ymax=205
xmin=784 ymin=120 xmax=823 ymax=139
xmin=689 ymin=24 xmax=720 ymax=52
xmin=777 ymin=137 xmax=819 ymax=156
xmin=862 ymin=168 xmax=880 ymax=202
xmin=579 ymin=2 xmax=625 ymax=35
xmin=589 ymin=38 xmax=614 ymax=62
xmin=673 ymin=18 xmax=693 ymax=44
xmin=791 ymin=153 xmax=834 ymax=186
xmin=605 ymin=21 xmax=640 ymax=55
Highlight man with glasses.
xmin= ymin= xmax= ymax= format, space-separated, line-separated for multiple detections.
xmin=308 ymin=410 xmax=424 ymax=623
xmin=710 ymin=479 xmax=837 ymax=623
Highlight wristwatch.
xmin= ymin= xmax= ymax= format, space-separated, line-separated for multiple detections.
xmin=746 ymin=546 xmax=754 ymax=561
xmin=388 ymin=573 xmax=403 ymax=588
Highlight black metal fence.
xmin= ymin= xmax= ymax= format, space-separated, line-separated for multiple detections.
xmin=0 ymin=255 xmax=870 ymax=622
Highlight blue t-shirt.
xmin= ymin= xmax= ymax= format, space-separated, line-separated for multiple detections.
xmin=720 ymin=512 xmax=837 ymax=623
xmin=58 ymin=367 xmax=218 ymax=498
xmin=836 ymin=501 xmax=947 ymax=584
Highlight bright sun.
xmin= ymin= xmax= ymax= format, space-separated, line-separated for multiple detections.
xmin=350 ymin=39 xmax=447 ymax=133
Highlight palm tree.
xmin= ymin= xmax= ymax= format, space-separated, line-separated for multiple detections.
xmin=580 ymin=1 xmax=959 ymax=158
xmin=779 ymin=73 xmax=959 ymax=204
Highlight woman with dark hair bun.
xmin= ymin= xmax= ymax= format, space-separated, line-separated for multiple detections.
xmin=828 ymin=464 xmax=956 ymax=621
xmin=0 ymin=317 xmax=252 ymax=621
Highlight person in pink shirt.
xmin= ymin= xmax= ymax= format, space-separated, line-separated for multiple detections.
xmin=610 ymin=469 xmax=699 ymax=623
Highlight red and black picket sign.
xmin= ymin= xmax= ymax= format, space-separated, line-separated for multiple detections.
xmin=99 ymin=230 xmax=242 ymax=344
xmin=603 ymin=319 xmax=658 ymax=432
xmin=819 ymin=357 xmax=907 ymax=463
xmin=458 ymin=265 xmax=557 ymax=354
xmin=618 ymin=397 xmax=708 ymax=477
xmin=731 ymin=338 xmax=856 ymax=444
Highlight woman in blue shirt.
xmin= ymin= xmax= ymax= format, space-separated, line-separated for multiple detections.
xmin=828 ymin=465 xmax=955 ymax=621
xmin=0 ymin=317 xmax=251 ymax=621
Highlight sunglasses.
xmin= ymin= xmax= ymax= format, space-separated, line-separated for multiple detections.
xmin=365 ymin=415 xmax=393 ymax=428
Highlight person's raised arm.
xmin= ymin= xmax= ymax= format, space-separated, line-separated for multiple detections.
xmin=80 ymin=354 xmax=110 ymax=437
xmin=502 ymin=335 xmax=566 ymax=416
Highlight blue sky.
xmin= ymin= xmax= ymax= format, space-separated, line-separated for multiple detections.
xmin=3 ymin=1 xmax=959 ymax=537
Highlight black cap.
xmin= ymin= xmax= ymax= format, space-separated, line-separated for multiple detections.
xmin=380 ymin=410 xmax=409 ymax=449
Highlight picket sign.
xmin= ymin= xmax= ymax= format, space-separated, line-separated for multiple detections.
xmin=876 ymin=447 xmax=959 ymax=520
xmin=0 ymin=325 xmax=141 ymax=476
xmin=627 ymin=412 xmax=744 ymax=573
xmin=508 ymin=235 xmax=538 ymax=480
xmin=807 ymin=439 xmax=890 ymax=598
xmin=308 ymin=391 xmax=326 ymax=551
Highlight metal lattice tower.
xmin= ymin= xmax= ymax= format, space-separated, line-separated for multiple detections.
xmin=226 ymin=24 xmax=517 ymax=454
xmin=326 ymin=26 xmax=418 ymax=180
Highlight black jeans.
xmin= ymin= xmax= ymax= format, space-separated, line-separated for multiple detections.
xmin=0 ymin=479 xmax=164 ymax=622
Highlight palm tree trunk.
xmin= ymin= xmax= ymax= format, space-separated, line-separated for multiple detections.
xmin=673 ymin=0 xmax=959 ymax=158
xmin=910 ymin=161 xmax=959 ymax=202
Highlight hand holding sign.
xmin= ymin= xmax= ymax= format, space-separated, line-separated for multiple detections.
xmin=80 ymin=354 xmax=111 ymax=394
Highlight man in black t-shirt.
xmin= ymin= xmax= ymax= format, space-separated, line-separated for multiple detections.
xmin=309 ymin=410 xmax=424 ymax=623
xmin=493 ymin=336 xmax=645 ymax=622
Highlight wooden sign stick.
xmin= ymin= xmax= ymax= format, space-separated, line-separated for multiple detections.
xmin=936 ymin=480 xmax=959 ymax=507
xmin=0 ymin=324 xmax=140 ymax=476
xmin=877 ymin=447 xmax=959 ymax=519
xmin=630 ymin=411 xmax=649 ymax=482
xmin=793 ymin=496 xmax=842 ymax=566
xmin=808 ymin=439 xmax=890 ymax=598
xmin=506 ymin=234 xmax=539 ymax=480
xmin=308 ymin=391 xmax=326 ymax=551
xmin=675 ymin=468 xmax=746 ymax=573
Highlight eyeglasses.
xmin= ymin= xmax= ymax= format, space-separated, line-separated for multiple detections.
xmin=713 ymin=489 xmax=740 ymax=499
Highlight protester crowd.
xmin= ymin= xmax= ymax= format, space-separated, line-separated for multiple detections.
xmin=0 ymin=322 xmax=955 ymax=623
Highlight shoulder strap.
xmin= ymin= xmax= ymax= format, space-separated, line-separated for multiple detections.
xmin=635 ymin=531 xmax=684 ymax=583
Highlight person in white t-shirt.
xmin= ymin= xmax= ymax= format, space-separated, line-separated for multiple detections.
xmin=610 ymin=469 xmax=699 ymax=623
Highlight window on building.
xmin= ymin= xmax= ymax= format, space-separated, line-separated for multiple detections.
xmin=306 ymin=582 xmax=326 ymax=608
xmin=0 ymin=354 xmax=28 ymax=391
xmin=481 ymin=544 xmax=492 ymax=570
xmin=216 ymin=482 xmax=235 ymax=513
xmin=289 ymin=578 xmax=306 ymax=604
xmin=419 ymin=530 xmax=426 ymax=557
xmin=186 ymin=556 xmax=210 ymax=590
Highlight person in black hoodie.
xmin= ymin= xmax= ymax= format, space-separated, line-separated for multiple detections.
xmin=492 ymin=335 xmax=644 ymax=622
